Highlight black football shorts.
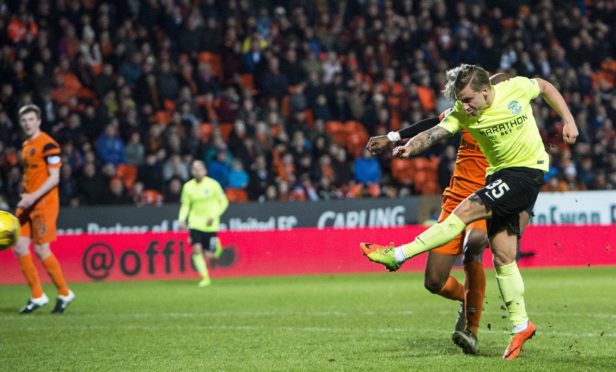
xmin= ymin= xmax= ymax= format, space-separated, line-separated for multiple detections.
xmin=189 ymin=229 xmax=218 ymax=253
xmin=475 ymin=167 xmax=544 ymax=237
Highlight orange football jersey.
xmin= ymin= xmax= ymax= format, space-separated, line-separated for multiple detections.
xmin=442 ymin=129 xmax=488 ymax=203
xmin=21 ymin=131 xmax=61 ymax=209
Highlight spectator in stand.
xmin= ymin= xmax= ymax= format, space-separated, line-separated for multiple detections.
xmin=247 ymin=155 xmax=273 ymax=200
xmin=228 ymin=159 xmax=249 ymax=189
xmin=438 ymin=145 xmax=457 ymax=191
xmin=125 ymin=132 xmax=145 ymax=166
xmin=105 ymin=178 xmax=132 ymax=205
xmin=95 ymin=122 xmax=126 ymax=165
xmin=78 ymin=162 xmax=105 ymax=205
xmin=263 ymin=184 xmax=278 ymax=202
xmin=59 ymin=163 xmax=78 ymax=207
xmin=330 ymin=145 xmax=353 ymax=188
xmin=163 ymin=154 xmax=190 ymax=182
xmin=259 ymin=57 xmax=289 ymax=100
xmin=354 ymin=148 xmax=381 ymax=186
xmin=243 ymin=34 xmax=266 ymax=73
xmin=207 ymin=149 xmax=231 ymax=190
xmin=139 ymin=153 xmax=165 ymax=192
xmin=164 ymin=178 xmax=183 ymax=204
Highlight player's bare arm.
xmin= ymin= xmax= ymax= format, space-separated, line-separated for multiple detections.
xmin=535 ymin=78 xmax=579 ymax=144
xmin=367 ymin=117 xmax=441 ymax=155
xmin=366 ymin=135 xmax=390 ymax=154
xmin=369 ymin=75 xmax=510 ymax=157
xmin=17 ymin=167 xmax=60 ymax=209
xmin=393 ymin=126 xmax=451 ymax=158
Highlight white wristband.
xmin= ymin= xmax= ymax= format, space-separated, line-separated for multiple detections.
xmin=387 ymin=131 xmax=401 ymax=143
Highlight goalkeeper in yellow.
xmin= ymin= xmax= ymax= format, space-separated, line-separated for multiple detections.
xmin=361 ymin=64 xmax=579 ymax=360
xmin=179 ymin=160 xmax=229 ymax=287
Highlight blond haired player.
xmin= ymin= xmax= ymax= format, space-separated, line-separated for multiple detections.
xmin=365 ymin=74 xmax=511 ymax=354
xmin=362 ymin=65 xmax=578 ymax=360
xmin=13 ymin=104 xmax=75 ymax=314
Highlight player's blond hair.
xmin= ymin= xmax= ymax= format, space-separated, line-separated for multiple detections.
xmin=442 ymin=64 xmax=491 ymax=100
xmin=18 ymin=104 xmax=42 ymax=119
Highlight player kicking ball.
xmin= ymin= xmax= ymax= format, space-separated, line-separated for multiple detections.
xmin=363 ymin=72 xmax=511 ymax=355
xmin=361 ymin=65 xmax=578 ymax=360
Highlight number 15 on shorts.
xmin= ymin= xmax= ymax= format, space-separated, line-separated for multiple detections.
xmin=486 ymin=179 xmax=510 ymax=199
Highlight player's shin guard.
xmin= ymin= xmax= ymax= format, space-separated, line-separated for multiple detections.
xmin=42 ymin=254 xmax=69 ymax=296
xmin=400 ymin=213 xmax=467 ymax=259
xmin=495 ymin=262 xmax=528 ymax=330
xmin=18 ymin=253 xmax=44 ymax=298
xmin=464 ymin=260 xmax=486 ymax=336
xmin=192 ymin=253 xmax=209 ymax=279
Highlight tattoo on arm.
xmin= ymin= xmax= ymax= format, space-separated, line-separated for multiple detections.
xmin=405 ymin=126 xmax=451 ymax=156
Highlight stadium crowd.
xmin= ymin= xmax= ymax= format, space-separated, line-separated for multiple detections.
xmin=0 ymin=0 xmax=614 ymax=208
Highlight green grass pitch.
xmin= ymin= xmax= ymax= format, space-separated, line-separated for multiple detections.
xmin=1 ymin=267 xmax=615 ymax=371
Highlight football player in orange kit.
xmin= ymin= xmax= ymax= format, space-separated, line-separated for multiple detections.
xmin=13 ymin=104 xmax=75 ymax=314
xmin=364 ymin=73 xmax=512 ymax=354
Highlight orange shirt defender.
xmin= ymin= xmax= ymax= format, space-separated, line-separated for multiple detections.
xmin=18 ymin=131 xmax=62 ymax=243
xmin=434 ymin=119 xmax=489 ymax=256
xmin=442 ymin=129 xmax=489 ymax=205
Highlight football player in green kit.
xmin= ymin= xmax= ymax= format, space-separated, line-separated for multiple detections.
xmin=179 ymin=160 xmax=229 ymax=287
xmin=361 ymin=64 xmax=579 ymax=360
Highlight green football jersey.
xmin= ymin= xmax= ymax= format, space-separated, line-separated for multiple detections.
xmin=179 ymin=177 xmax=229 ymax=232
xmin=439 ymin=76 xmax=549 ymax=175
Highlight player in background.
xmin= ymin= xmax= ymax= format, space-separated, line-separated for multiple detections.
xmin=179 ymin=160 xmax=229 ymax=287
xmin=362 ymin=65 xmax=578 ymax=360
xmin=13 ymin=104 xmax=75 ymax=314
xmin=365 ymin=73 xmax=511 ymax=355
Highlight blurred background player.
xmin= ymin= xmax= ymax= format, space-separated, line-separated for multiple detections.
xmin=13 ymin=104 xmax=75 ymax=314
xmin=179 ymin=160 xmax=229 ymax=287
xmin=362 ymin=65 xmax=578 ymax=360
xmin=365 ymin=73 xmax=511 ymax=354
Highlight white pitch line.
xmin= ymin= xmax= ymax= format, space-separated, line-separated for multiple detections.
xmin=1 ymin=309 xmax=615 ymax=320
xmin=5 ymin=323 xmax=616 ymax=338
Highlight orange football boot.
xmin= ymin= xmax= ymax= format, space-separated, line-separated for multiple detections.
xmin=503 ymin=321 xmax=536 ymax=360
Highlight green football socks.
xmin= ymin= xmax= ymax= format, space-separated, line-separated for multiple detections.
xmin=495 ymin=262 xmax=528 ymax=329
xmin=192 ymin=254 xmax=209 ymax=279
xmin=398 ymin=213 xmax=467 ymax=260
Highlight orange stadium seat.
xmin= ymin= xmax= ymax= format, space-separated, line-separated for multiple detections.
xmin=239 ymin=73 xmax=256 ymax=91
xmin=225 ymin=188 xmax=249 ymax=202
xmin=418 ymin=181 xmax=440 ymax=195
xmin=413 ymin=170 xmax=428 ymax=187
xmin=200 ymin=123 xmax=213 ymax=142
xmin=368 ymin=183 xmax=381 ymax=198
xmin=344 ymin=121 xmax=369 ymax=157
xmin=115 ymin=164 xmax=138 ymax=190
xmin=142 ymin=189 xmax=163 ymax=206
xmin=411 ymin=157 xmax=429 ymax=172
xmin=325 ymin=121 xmax=347 ymax=145
xmin=217 ymin=122 xmax=233 ymax=142
xmin=304 ymin=109 xmax=314 ymax=127
xmin=428 ymin=157 xmax=440 ymax=171
xmin=391 ymin=158 xmax=413 ymax=186
xmin=347 ymin=183 xmax=364 ymax=198
xmin=426 ymin=168 xmax=438 ymax=183
xmin=198 ymin=52 xmax=222 ymax=78
xmin=163 ymin=99 xmax=176 ymax=112
xmin=155 ymin=111 xmax=171 ymax=125
xmin=346 ymin=131 xmax=369 ymax=158
xmin=417 ymin=85 xmax=436 ymax=112
xmin=281 ymin=96 xmax=291 ymax=119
